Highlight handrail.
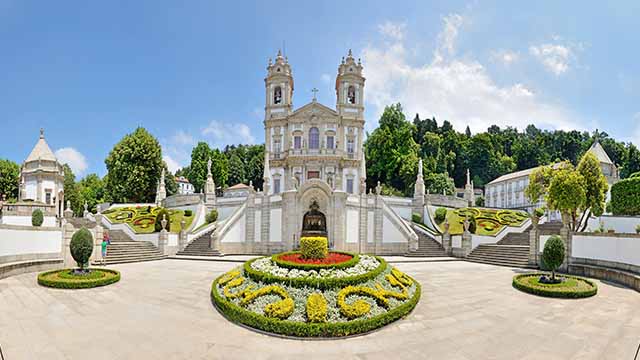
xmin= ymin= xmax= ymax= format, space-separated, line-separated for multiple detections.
xmin=213 ymin=203 xmax=246 ymax=241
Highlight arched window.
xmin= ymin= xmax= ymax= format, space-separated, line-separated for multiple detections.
xmin=274 ymin=86 xmax=282 ymax=105
xmin=309 ymin=127 xmax=320 ymax=149
xmin=347 ymin=85 xmax=356 ymax=104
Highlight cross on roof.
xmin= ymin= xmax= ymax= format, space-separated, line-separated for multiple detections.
xmin=311 ymin=87 xmax=318 ymax=101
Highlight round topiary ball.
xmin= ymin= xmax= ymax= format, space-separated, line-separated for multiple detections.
xmin=206 ymin=209 xmax=219 ymax=224
xmin=32 ymin=209 xmax=44 ymax=227
xmin=542 ymin=235 xmax=565 ymax=279
xmin=70 ymin=227 xmax=94 ymax=270
xmin=434 ymin=207 xmax=447 ymax=224
xmin=154 ymin=208 xmax=171 ymax=232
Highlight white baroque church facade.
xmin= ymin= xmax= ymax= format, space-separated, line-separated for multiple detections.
xmin=208 ymin=50 xmax=421 ymax=255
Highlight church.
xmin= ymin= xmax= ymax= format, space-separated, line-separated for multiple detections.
xmin=210 ymin=50 xmax=419 ymax=255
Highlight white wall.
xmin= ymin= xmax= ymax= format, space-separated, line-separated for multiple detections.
xmin=220 ymin=215 xmax=246 ymax=243
xmin=452 ymin=235 xmax=462 ymax=248
xmin=254 ymin=210 xmax=261 ymax=242
xmin=573 ymin=234 xmax=640 ymax=267
xmin=2 ymin=215 xmax=56 ymax=227
xmin=586 ymin=215 xmax=640 ymax=234
xmin=382 ymin=216 xmax=405 ymax=243
xmin=0 ymin=227 xmax=62 ymax=259
xmin=367 ymin=211 xmax=374 ymax=243
xmin=270 ymin=209 xmax=281 ymax=242
xmin=346 ymin=208 xmax=359 ymax=243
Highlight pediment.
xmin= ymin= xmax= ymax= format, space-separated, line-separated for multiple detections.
xmin=291 ymin=101 xmax=338 ymax=119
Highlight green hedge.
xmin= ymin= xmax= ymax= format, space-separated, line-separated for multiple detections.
xmin=38 ymin=269 xmax=121 ymax=289
xmin=512 ymin=273 xmax=597 ymax=299
xmin=244 ymin=256 xmax=387 ymax=290
xmin=210 ymin=272 xmax=421 ymax=338
xmin=611 ymin=177 xmax=640 ymax=215
xmin=272 ymin=251 xmax=360 ymax=271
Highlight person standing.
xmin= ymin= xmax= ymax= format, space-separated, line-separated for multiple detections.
xmin=101 ymin=230 xmax=110 ymax=265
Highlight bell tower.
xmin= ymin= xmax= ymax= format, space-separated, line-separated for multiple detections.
xmin=335 ymin=49 xmax=365 ymax=118
xmin=265 ymin=50 xmax=294 ymax=120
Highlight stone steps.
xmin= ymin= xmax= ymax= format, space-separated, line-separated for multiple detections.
xmin=465 ymin=244 xmax=534 ymax=268
xmin=176 ymin=229 xmax=222 ymax=257
xmin=407 ymin=228 xmax=447 ymax=257
xmin=100 ymin=230 xmax=166 ymax=265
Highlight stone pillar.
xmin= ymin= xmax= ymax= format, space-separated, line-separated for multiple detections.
xmin=461 ymin=217 xmax=472 ymax=257
xmin=64 ymin=200 xmax=73 ymax=220
xmin=179 ymin=219 xmax=187 ymax=251
xmin=559 ymin=212 xmax=572 ymax=272
xmin=93 ymin=217 xmax=104 ymax=265
xmin=358 ymin=193 xmax=368 ymax=253
xmin=261 ymin=193 xmax=271 ymax=253
xmin=528 ymin=216 xmax=539 ymax=267
xmin=373 ymin=184 xmax=384 ymax=255
xmin=245 ymin=188 xmax=256 ymax=246
xmin=158 ymin=215 xmax=168 ymax=255
xmin=210 ymin=230 xmax=221 ymax=253
xmin=442 ymin=220 xmax=451 ymax=255
xmin=63 ymin=222 xmax=75 ymax=267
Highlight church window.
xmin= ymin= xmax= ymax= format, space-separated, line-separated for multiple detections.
xmin=309 ymin=127 xmax=320 ymax=149
xmin=274 ymin=178 xmax=281 ymax=194
xmin=274 ymin=86 xmax=282 ymax=105
xmin=347 ymin=138 xmax=355 ymax=155
xmin=45 ymin=190 xmax=52 ymax=205
xmin=347 ymin=85 xmax=356 ymax=104
xmin=346 ymin=178 xmax=354 ymax=194
xmin=326 ymin=135 xmax=334 ymax=149
xmin=273 ymin=139 xmax=281 ymax=157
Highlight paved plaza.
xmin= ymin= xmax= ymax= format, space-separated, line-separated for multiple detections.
xmin=1 ymin=259 xmax=639 ymax=360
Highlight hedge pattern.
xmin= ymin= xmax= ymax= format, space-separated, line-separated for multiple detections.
xmin=512 ymin=273 xmax=597 ymax=299
xmin=38 ymin=269 xmax=121 ymax=289
xmin=243 ymin=256 xmax=387 ymax=290
xmin=611 ymin=177 xmax=640 ymax=215
xmin=210 ymin=270 xmax=421 ymax=338
xmin=271 ymin=251 xmax=360 ymax=271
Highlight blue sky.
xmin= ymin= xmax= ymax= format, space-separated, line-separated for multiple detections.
xmin=1 ymin=1 xmax=639 ymax=177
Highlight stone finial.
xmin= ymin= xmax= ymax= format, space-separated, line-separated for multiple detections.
xmin=376 ymin=181 xmax=382 ymax=195
xmin=348 ymin=49 xmax=353 ymax=57
xmin=443 ymin=218 xmax=450 ymax=233
xmin=463 ymin=216 xmax=470 ymax=232
xmin=40 ymin=128 xmax=45 ymax=139
xmin=66 ymin=200 xmax=71 ymax=211
xmin=161 ymin=214 xmax=168 ymax=231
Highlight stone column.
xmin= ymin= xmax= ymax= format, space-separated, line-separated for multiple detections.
xmin=373 ymin=186 xmax=384 ymax=255
xmin=441 ymin=220 xmax=451 ymax=255
xmin=210 ymin=230 xmax=221 ymax=253
xmin=528 ymin=216 xmax=539 ymax=267
xmin=93 ymin=216 xmax=104 ymax=265
xmin=461 ymin=217 xmax=472 ymax=257
xmin=559 ymin=212 xmax=572 ymax=272
xmin=261 ymin=193 xmax=271 ymax=253
xmin=63 ymin=222 xmax=75 ymax=267
xmin=178 ymin=219 xmax=187 ymax=251
xmin=64 ymin=200 xmax=73 ymax=221
xmin=158 ymin=215 xmax=169 ymax=255
xmin=358 ymin=193 xmax=368 ymax=254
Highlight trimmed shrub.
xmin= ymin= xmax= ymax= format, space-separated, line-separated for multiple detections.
xmin=38 ymin=269 xmax=120 ymax=289
xmin=411 ymin=212 xmax=422 ymax=224
xmin=512 ymin=273 xmax=597 ymax=299
xmin=610 ymin=177 xmax=640 ymax=215
xmin=534 ymin=207 xmax=545 ymax=218
xmin=184 ymin=210 xmax=193 ymax=217
xmin=206 ymin=209 xmax=219 ymax=224
xmin=306 ymin=293 xmax=328 ymax=323
xmin=434 ymin=207 xmax=447 ymax=224
xmin=70 ymin=228 xmax=93 ymax=269
xmin=154 ymin=208 xmax=171 ymax=232
xmin=300 ymin=236 xmax=328 ymax=259
xmin=467 ymin=216 xmax=477 ymax=234
xmin=541 ymin=235 xmax=565 ymax=280
xmin=32 ymin=209 xmax=44 ymax=227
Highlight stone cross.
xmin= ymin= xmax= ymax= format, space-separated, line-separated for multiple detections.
xmin=311 ymin=88 xmax=318 ymax=101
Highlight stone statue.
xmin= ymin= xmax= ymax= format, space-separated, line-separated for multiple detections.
xmin=207 ymin=157 xmax=212 ymax=175
xmin=463 ymin=216 xmax=470 ymax=232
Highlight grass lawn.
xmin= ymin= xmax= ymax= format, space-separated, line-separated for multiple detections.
xmin=103 ymin=206 xmax=194 ymax=234
xmin=433 ymin=207 xmax=529 ymax=236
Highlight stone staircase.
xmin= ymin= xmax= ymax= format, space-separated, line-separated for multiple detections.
xmin=175 ymin=228 xmax=221 ymax=257
xmin=67 ymin=217 xmax=97 ymax=229
xmin=465 ymin=244 xmax=533 ymax=268
xmin=406 ymin=226 xmax=447 ymax=257
xmin=102 ymin=230 xmax=167 ymax=264
xmin=497 ymin=230 xmax=530 ymax=246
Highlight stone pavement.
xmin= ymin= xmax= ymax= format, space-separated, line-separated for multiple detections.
xmin=0 ymin=259 xmax=639 ymax=360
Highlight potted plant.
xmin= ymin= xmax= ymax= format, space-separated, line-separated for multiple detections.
xmin=635 ymin=224 xmax=640 ymax=234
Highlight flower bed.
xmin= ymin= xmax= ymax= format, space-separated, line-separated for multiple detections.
xmin=211 ymin=257 xmax=421 ymax=338
xmin=103 ymin=206 xmax=193 ymax=234
xmin=512 ymin=273 xmax=597 ymax=299
xmin=434 ymin=207 xmax=529 ymax=236
xmin=272 ymin=251 xmax=359 ymax=270
xmin=38 ymin=268 xmax=121 ymax=289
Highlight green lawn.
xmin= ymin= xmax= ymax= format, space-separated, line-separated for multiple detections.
xmin=103 ymin=206 xmax=194 ymax=234
xmin=433 ymin=207 xmax=529 ymax=236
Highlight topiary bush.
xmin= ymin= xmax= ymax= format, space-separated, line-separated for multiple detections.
xmin=534 ymin=207 xmax=545 ymax=218
xmin=542 ymin=235 xmax=565 ymax=281
xmin=70 ymin=227 xmax=93 ymax=270
xmin=206 ymin=209 xmax=219 ymax=224
xmin=467 ymin=216 xmax=477 ymax=234
xmin=154 ymin=208 xmax=171 ymax=232
xmin=610 ymin=177 xmax=640 ymax=215
xmin=184 ymin=209 xmax=193 ymax=217
xmin=636 ymin=224 xmax=640 ymax=234
xmin=411 ymin=212 xmax=422 ymax=224
xmin=300 ymin=236 xmax=328 ymax=259
xmin=32 ymin=209 xmax=44 ymax=227
xmin=434 ymin=207 xmax=447 ymax=224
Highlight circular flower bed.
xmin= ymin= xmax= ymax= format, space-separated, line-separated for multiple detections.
xmin=512 ymin=273 xmax=597 ymax=299
xmin=38 ymin=268 xmax=121 ymax=289
xmin=273 ymin=251 xmax=359 ymax=270
xmin=212 ymin=252 xmax=421 ymax=338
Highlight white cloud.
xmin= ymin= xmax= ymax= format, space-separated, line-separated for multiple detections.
xmin=163 ymin=155 xmax=181 ymax=173
xmin=362 ymin=15 xmax=586 ymax=134
xmin=55 ymin=147 xmax=88 ymax=176
xmin=632 ymin=113 xmax=640 ymax=147
xmin=378 ymin=21 xmax=407 ymax=41
xmin=490 ymin=49 xmax=520 ymax=66
xmin=529 ymin=42 xmax=574 ymax=76
xmin=202 ymin=120 xmax=256 ymax=148
xmin=321 ymin=73 xmax=331 ymax=84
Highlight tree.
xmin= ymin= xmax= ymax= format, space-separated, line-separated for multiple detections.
xmin=188 ymin=142 xmax=212 ymax=193
xmin=227 ymin=154 xmax=246 ymax=186
xmin=546 ymin=163 xmax=586 ymax=231
xmin=541 ymin=235 xmax=565 ymax=281
xmin=105 ymin=127 xmax=164 ymax=203
xmin=246 ymin=145 xmax=265 ymax=190
xmin=0 ymin=159 xmax=19 ymax=201
xmin=621 ymin=144 xmax=640 ymax=179
xmin=525 ymin=165 xmax=553 ymax=204
xmin=70 ymin=228 xmax=93 ymax=270
xmin=424 ymin=172 xmax=455 ymax=195
xmin=77 ymin=174 xmax=105 ymax=213
xmin=62 ymin=164 xmax=82 ymax=216
xmin=576 ymin=152 xmax=608 ymax=231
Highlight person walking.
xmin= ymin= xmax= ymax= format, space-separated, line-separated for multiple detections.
xmin=101 ymin=230 xmax=110 ymax=265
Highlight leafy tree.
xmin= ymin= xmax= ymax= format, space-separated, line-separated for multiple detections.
xmin=546 ymin=163 xmax=586 ymax=231
xmin=246 ymin=145 xmax=265 ymax=190
xmin=77 ymin=174 xmax=105 ymax=213
xmin=621 ymin=144 xmax=640 ymax=179
xmin=525 ymin=165 xmax=554 ymax=204
xmin=105 ymin=127 xmax=164 ymax=203
xmin=424 ymin=172 xmax=455 ymax=195
xmin=163 ymin=163 xmax=178 ymax=196
xmin=0 ymin=158 xmax=19 ymax=201
xmin=541 ymin=235 xmax=565 ymax=281
xmin=62 ymin=164 xmax=82 ymax=216
xmin=188 ymin=142 xmax=212 ymax=193
xmin=576 ymin=152 xmax=608 ymax=231
xmin=227 ymin=154 xmax=246 ymax=186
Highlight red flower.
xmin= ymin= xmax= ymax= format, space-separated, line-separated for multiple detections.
xmin=277 ymin=252 xmax=353 ymax=265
